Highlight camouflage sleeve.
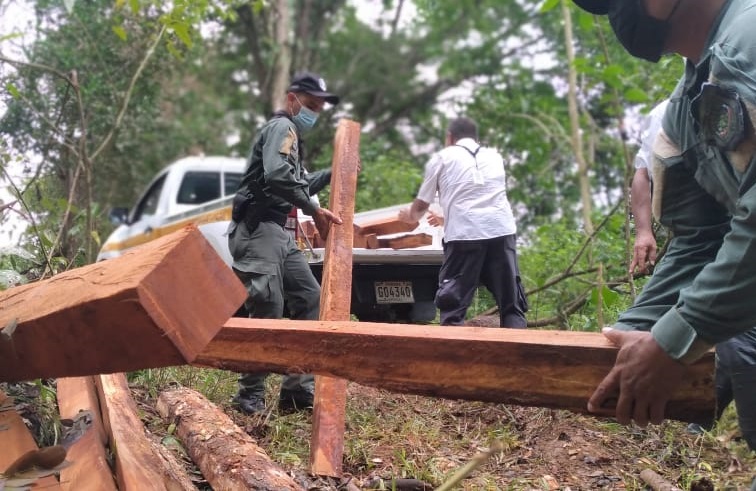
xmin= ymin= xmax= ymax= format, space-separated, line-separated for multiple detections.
xmin=262 ymin=119 xmax=319 ymax=214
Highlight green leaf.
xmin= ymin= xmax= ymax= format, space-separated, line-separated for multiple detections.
xmin=6 ymin=83 xmax=20 ymax=99
xmin=539 ymin=0 xmax=560 ymax=13
xmin=171 ymin=23 xmax=193 ymax=48
xmin=112 ymin=25 xmax=127 ymax=41
xmin=623 ymin=87 xmax=649 ymax=103
xmin=129 ymin=0 xmax=140 ymax=14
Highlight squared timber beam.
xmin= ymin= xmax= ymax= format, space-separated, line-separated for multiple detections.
xmin=196 ymin=319 xmax=716 ymax=425
xmin=0 ymin=225 xmax=247 ymax=383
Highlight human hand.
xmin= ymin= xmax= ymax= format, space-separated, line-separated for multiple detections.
xmin=427 ymin=210 xmax=444 ymax=227
xmin=629 ymin=231 xmax=657 ymax=275
xmin=312 ymin=207 xmax=342 ymax=240
xmin=587 ymin=328 xmax=687 ymax=427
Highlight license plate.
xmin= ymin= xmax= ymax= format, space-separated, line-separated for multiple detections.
xmin=374 ymin=281 xmax=414 ymax=304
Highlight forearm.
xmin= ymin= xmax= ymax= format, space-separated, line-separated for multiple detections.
xmin=406 ymin=199 xmax=430 ymax=222
xmin=630 ymin=170 xmax=653 ymax=237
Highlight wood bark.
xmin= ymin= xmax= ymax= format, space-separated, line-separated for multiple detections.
xmin=0 ymin=391 xmax=62 ymax=489
xmin=56 ymin=377 xmax=117 ymax=491
xmin=95 ymin=373 xmax=196 ymax=491
xmin=196 ymin=319 xmax=716 ymax=425
xmin=156 ymin=388 xmax=303 ymax=491
xmin=0 ymin=225 xmax=247 ymax=383
xmin=310 ymin=119 xmax=361 ymax=477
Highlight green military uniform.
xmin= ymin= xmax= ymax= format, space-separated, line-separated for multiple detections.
xmin=228 ymin=112 xmax=331 ymax=408
xmin=615 ymin=0 xmax=756 ymax=449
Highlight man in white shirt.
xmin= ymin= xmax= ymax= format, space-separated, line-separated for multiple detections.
xmin=399 ymin=117 xmax=528 ymax=327
xmin=630 ymin=99 xmax=668 ymax=274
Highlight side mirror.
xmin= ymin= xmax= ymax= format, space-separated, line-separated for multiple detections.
xmin=108 ymin=207 xmax=130 ymax=225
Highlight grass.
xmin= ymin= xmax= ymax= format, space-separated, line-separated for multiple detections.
xmin=4 ymin=365 xmax=755 ymax=490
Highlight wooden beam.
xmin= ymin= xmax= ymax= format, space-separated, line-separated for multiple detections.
xmin=156 ymin=388 xmax=303 ymax=491
xmin=57 ymin=377 xmax=117 ymax=491
xmin=0 ymin=225 xmax=247 ymax=383
xmin=377 ymin=233 xmax=433 ymax=250
xmin=355 ymin=217 xmax=419 ymax=237
xmin=95 ymin=373 xmax=196 ymax=491
xmin=195 ymin=319 xmax=716 ymax=425
xmin=310 ymin=119 xmax=361 ymax=477
xmin=0 ymin=391 xmax=62 ymax=489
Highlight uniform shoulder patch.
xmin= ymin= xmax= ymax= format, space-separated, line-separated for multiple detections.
xmin=279 ymin=127 xmax=298 ymax=155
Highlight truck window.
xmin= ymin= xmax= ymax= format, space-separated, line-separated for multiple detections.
xmin=177 ymin=171 xmax=221 ymax=205
xmin=132 ymin=173 xmax=167 ymax=222
xmin=224 ymin=172 xmax=242 ymax=196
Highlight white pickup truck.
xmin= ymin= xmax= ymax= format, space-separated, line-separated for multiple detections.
xmin=98 ymin=155 xmax=444 ymax=322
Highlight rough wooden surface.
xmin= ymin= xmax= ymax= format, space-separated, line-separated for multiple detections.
xmin=355 ymin=218 xmax=419 ymax=237
xmin=196 ymin=320 xmax=716 ymax=425
xmin=0 ymin=225 xmax=247 ymax=383
xmin=157 ymin=388 xmax=303 ymax=491
xmin=96 ymin=373 xmax=196 ymax=491
xmin=0 ymin=391 xmax=62 ymax=489
xmin=56 ymin=377 xmax=117 ymax=491
xmin=377 ymin=233 xmax=432 ymax=250
xmin=310 ymin=118 xmax=361 ymax=477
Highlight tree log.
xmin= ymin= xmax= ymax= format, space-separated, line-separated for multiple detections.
xmin=0 ymin=225 xmax=247 ymax=383
xmin=0 ymin=391 xmax=62 ymax=489
xmin=95 ymin=373 xmax=196 ymax=491
xmin=156 ymin=387 xmax=303 ymax=491
xmin=310 ymin=118 xmax=361 ymax=477
xmin=196 ymin=320 xmax=716 ymax=425
xmin=56 ymin=377 xmax=117 ymax=491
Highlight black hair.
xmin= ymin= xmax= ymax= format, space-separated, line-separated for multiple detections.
xmin=447 ymin=117 xmax=478 ymax=142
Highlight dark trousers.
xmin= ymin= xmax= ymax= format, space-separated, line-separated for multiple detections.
xmin=435 ymin=235 xmax=528 ymax=327
xmin=715 ymin=327 xmax=756 ymax=452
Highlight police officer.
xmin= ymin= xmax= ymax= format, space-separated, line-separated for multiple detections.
xmin=572 ymin=0 xmax=756 ymax=462
xmin=228 ymin=72 xmax=342 ymax=414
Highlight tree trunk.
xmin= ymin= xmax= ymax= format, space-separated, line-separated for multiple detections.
xmin=156 ymin=388 xmax=303 ymax=491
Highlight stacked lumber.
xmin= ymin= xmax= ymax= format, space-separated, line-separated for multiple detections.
xmin=300 ymin=211 xmax=431 ymax=250
xmin=0 ymin=225 xmax=247 ymax=383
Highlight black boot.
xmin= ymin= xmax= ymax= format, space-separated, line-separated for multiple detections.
xmin=233 ymin=392 xmax=266 ymax=415
xmin=278 ymin=389 xmax=314 ymax=413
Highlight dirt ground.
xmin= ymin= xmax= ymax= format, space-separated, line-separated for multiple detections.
xmin=133 ymin=382 xmax=754 ymax=491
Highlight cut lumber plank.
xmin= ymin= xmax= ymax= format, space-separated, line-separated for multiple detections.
xmin=0 ymin=225 xmax=246 ymax=383
xmin=310 ymin=118 xmax=361 ymax=477
xmin=377 ymin=233 xmax=433 ymax=250
xmin=156 ymin=388 xmax=303 ymax=491
xmin=56 ymin=377 xmax=117 ymax=491
xmin=0 ymin=391 xmax=62 ymax=489
xmin=354 ymin=217 xmax=419 ymax=237
xmin=195 ymin=320 xmax=716 ymax=425
xmin=96 ymin=373 xmax=196 ymax=491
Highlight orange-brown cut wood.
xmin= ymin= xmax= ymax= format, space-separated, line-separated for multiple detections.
xmin=0 ymin=390 xmax=62 ymax=489
xmin=56 ymin=377 xmax=117 ymax=491
xmin=195 ymin=320 xmax=716 ymax=425
xmin=156 ymin=388 xmax=303 ymax=491
xmin=95 ymin=373 xmax=196 ymax=491
xmin=310 ymin=119 xmax=361 ymax=477
xmin=0 ymin=225 xmax=246 ymax=383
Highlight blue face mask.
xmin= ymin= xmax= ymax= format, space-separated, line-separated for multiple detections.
xmin=293 ymin=95 xmax=319 ymax=132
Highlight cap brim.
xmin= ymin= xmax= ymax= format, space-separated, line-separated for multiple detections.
xmin=572 ymin=0 xmax=609 ymax=14
xmin=305 ymin=90 xmax=340 ymax=105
